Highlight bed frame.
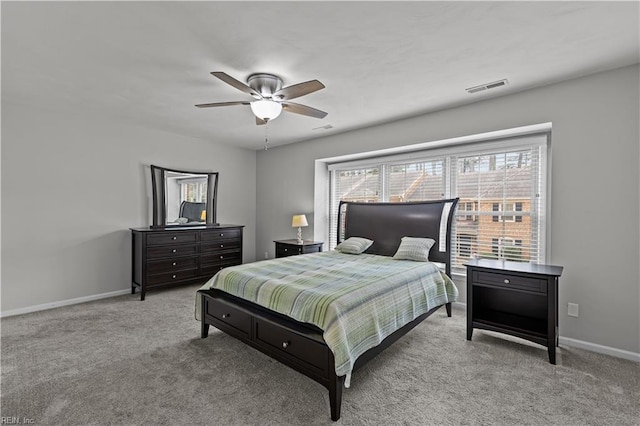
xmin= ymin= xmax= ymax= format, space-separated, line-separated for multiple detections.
xmin=199 ymin=199 xmax=459 ymax=421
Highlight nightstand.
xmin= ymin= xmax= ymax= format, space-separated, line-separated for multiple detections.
xmin=465 ymin=259 xmax=563 ymax=364
xmin=274 ymin=240 xmax=324 ymax=258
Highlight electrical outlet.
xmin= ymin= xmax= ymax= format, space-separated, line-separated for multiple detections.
xmin=264 ymin=251 xmax=269 ymax=259
xmin=568 ymin=303 xmax=579 ymax=317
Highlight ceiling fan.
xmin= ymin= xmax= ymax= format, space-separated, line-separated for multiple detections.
xmin=195 ymin=72 xmax=328 ymax=125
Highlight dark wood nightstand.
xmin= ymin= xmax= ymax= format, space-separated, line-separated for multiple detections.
xmin=465 ymin=259 xmax=564 ymax=364
xmin=274 ymin=240 xmax=324 ymax=258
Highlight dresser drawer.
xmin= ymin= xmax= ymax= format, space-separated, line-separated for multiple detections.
xmin=200 ymin=258 xmax=242 ymax=277
xmin=147 ymin=231 xmax=198 ymax=246
xmin=201 ymin=229 xmax=241 ymax=242
xmin=472 ymin=270 xmax=547 ymax=294
xmin=146 ymin=244 xmax=198 ymax=260
xmin=147 ymin=268 xmax=198 ymax=286
xmin=206 ymin=297 xmax=251 ymax=337
xmin=201 ymin=239 xmax=241 ymax=253
xmin=147 ymin=256 xmax=197 ymax=274
xmin=200 ymin=250 xmax=242 ymax=266
xmin=254 ymin=318 xmax=328 ymax=373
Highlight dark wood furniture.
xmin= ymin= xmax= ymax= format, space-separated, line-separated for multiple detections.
xmin=199 ymin=199 xmax=459 ymax=421
xmin=274 ymin=239 xmax=324 ymax=258
xmin=465 ymin=259 xmax=563 ymax=364
xmin=131 ymin=225 xmax=243 ymax=300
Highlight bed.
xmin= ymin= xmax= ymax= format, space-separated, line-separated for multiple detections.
xmin=196 ymin=199 xmax=459 ymax=421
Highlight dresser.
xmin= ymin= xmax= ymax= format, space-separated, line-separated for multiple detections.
xmin=274 ymin=239 xmax=324 ymax=258
xmin=465 ymin=259 xmax=563 ymax=364
xmin=131 ymin=225 xmax=243 ymax=300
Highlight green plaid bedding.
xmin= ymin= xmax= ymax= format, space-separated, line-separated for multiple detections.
xmin=196 ymin=250 xmax=458 ymax=386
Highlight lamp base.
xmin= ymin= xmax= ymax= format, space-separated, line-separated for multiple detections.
xmin=297 ymin=227 xmax=303 ymax=244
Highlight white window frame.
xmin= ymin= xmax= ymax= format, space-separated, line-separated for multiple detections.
xmin=320 ymin=124 xmax=551 ymax=274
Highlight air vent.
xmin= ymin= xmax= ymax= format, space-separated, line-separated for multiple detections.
xmin=466 ymin=79 xmax=508 ymax=94
xmin=312 ymin=124 xmax=334 ymax=131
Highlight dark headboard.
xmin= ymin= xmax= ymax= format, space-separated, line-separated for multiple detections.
xmin=337 ymin=199 xmax=459 ymax=275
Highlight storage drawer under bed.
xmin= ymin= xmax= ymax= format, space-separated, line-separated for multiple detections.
xmin=205 ymin=296 xmax=252 ymax=337
xmin=254 ymin=318 xmax=329 ymax=374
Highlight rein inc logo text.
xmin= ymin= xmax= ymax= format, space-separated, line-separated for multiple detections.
xmin=0 ymin=418 xmax=34 ymax=425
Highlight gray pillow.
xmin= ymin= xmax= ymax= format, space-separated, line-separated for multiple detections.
xmin=393 ymin=237 xmax=436 ymax=262
xmin=335 ymin=237 xmax=374 ymax=254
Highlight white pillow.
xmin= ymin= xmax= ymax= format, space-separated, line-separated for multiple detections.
xmin=393 ymin=237 xmax=436 ymax=262
xmin=335 ymin=237 xmax=374 ymax=254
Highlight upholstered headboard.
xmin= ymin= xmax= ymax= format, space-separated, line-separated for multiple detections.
xmin=338 ymin=199 xmax=459 ymax=275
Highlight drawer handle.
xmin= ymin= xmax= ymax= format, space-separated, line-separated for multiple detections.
xmin=222 ymin=314 xmax=230 ymax=319
xmin=220 ymin=255 xmax=224 ymax=259
xmin=284 ymin=248 xmax=288 ymax=252
xmin=172 ymin=236 xmax=177 ymax=240
xmin=172 ymin=274 xmax=176 ymax=279
xmin=504 ymin=279 xmax=510 ymax=284
xmin=220 ymin=233 xmax=224 ymax=237
xmin=172 ymin=262 xmax=177 ymax=266
xmin=172 ymin=249 xmax=177 ymax=253
xmin=282 ymin=341 xmax=289 ymax=349
xmin=220 ymin=244 xmax=224 ymax=248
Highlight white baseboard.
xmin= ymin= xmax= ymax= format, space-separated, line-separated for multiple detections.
xmin=453 ymin=301 xmax=639 ymax=363
xmin=0 ymin=289 xmax=132 ymax=318
xmin=559 ymin=336 xmax=640 ymax=363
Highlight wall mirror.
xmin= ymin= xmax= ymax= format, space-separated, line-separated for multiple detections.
xmin=150 ymin=164 xmax=219 ymax=227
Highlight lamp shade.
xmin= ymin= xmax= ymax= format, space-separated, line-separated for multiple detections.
xmin=291 ymin=214 xmax=308 ymax=227
xmin=250 ymin=100 xmax=283 ymax=120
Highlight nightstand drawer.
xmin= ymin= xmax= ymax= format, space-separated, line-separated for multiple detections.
xmin=473 ymin=270 xmax=546 ymax=293
xmin=274 ymin=240 xmax=324 ymax=258
xmin=276 ymin=246 xmax=302 ymax=257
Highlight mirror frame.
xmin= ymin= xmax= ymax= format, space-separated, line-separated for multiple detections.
xmin=150 ymin=164 xmax=219 ymax=227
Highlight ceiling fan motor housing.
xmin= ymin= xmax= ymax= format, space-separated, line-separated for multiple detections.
xmin=247 ymin=73 xmax=283 ymax=98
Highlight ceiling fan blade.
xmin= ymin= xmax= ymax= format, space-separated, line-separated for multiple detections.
xmin=273 ymin=80 xmax=325 ymax=101
xmin=281 ymin=101 xmax=328 ymax=119
xmin=256 ymin=117 xmax=267 ymax=126
xmin=195 ymin=101 xmax=250 ymax=108
xmin=211 ymin=72 xmax=261 ymax=98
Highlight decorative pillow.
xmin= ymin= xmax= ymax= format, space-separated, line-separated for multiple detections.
xmin=393 ymin=237 xmax=436 ymax=262
xmin=335 ymin=237 xmax=374 ymax=254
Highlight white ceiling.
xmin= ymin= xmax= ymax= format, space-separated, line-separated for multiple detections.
xmin=2 ymin=1 xmax=638 ymax=150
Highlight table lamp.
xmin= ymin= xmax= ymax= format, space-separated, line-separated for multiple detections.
xmin=291 ymin=214 xmax=308 ymax=243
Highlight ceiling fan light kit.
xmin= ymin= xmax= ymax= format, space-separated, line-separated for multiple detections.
xmin=250 ymin=100 xmax=282 ymax=121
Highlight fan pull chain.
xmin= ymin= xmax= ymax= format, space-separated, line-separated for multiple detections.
xmin=264 ymin=120 xmax=269 ymax=150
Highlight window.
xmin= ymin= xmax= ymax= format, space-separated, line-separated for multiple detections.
xmin=492 ymin=202 xmax=523 ymax=222
xmin=178 ymin=178 xmax=207 ymax=203
xmin=329 ymin=167 xmax=380 ymax=247
xmin=459 ymin=201 xmax=479 ymax=222
xmin=328 ymin=133 xmax=548 ymax=272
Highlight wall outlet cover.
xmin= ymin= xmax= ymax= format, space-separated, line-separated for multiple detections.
xmin=568 ymin=303 xmax=579 ymax=317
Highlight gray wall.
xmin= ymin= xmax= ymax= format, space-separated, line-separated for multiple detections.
xmin=256 ymin=65 xmax=640 ymax=355
xmin=1 ymin=103 xmax=256 ymax=312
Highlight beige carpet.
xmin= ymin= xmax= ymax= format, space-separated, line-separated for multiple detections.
xmin=1 ymin=284 xmax=638 ymax=425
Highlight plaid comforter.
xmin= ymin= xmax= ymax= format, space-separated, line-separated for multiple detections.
xmin=196 ymin=251 xmax=458 ymax=386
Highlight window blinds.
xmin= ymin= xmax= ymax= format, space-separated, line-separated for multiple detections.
xmin=328 ymin=133 xmax=548 ymax=272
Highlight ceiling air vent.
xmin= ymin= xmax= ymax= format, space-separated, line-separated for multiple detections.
xmin=312 ymin=124 xmax=334 ymax=131
xmin=466 ymin=79 xmax=508 ymax=94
